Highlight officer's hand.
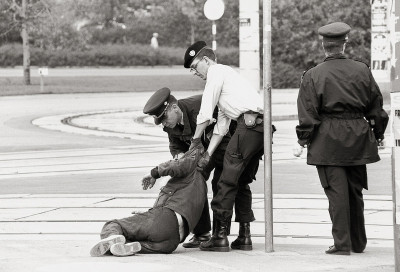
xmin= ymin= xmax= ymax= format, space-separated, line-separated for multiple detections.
xmin=141 ymin=174 xmax=156 ymax=190
xmin=377 ymin=139 xmax=385 ymax=150
xmin=197 ymin=151 xmax=211 ymax=172
xmin=189 ymin=138 xmax=204 ymax=151
xmin=292 ymin=144 xmax=304 ymax=157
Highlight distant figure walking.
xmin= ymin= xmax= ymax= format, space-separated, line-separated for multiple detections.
xmin=151 ymin=33 xmax=159 ymax=49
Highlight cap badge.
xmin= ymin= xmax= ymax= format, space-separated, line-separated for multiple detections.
xmin=189 ymin=50 xmax=195 ymax=57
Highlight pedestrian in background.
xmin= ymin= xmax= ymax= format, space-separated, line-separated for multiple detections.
xmin=150 ymin=32 xmax=159 ymax=49
xmin=295 ymin=22 xmax=388 ymax=255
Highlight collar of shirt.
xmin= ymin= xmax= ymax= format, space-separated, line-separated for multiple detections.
xmin=324 ymin=53 xmax=346 ymax=62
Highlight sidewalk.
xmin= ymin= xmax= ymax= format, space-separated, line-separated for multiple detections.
xmin=0 ymin=193 xmax=395 ymax=272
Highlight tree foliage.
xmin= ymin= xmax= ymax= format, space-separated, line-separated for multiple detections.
xmin=0 ymin=0 xmax=373 ymax=88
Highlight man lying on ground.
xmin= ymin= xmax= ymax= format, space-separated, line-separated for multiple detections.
xmin=90 ymin=140 xmax=208 ymax=256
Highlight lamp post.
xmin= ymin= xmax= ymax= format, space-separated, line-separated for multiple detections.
xmin=204 ymin=0 xmax=225 ymax=50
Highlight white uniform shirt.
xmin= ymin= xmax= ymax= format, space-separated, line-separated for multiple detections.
xmin=196 ymin=64 xmax=263 ymax=136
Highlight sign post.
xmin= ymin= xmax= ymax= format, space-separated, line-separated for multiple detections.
xmin=38 ymin=67 xmax=48 ymax=93
xmin=263 ymin=0 xmax=273 ymax=253
xmin=388 ymin=0 xmax=400 ymax=270
xmin=204 ymin=0 xmax=225 ymax=51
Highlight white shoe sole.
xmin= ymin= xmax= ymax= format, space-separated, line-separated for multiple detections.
xmin=110 ymin=242 xmax=141 ymax=257
xmin=90 ymin=235 xmax=126 ymax=257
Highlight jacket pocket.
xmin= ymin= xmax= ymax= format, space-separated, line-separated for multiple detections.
xmin=153 ymin=186 xmax=176 ymax=207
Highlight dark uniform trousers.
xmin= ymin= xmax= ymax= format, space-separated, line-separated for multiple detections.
xmin=211 ymin=115 xmax=263 ymax=222
xmin=192 ymin=131 xmax=259 ymax=234
xmin=317 ymin=165 xmax=367 ymax=252
xmin=100 ymin=207 xmax=183 ymax=254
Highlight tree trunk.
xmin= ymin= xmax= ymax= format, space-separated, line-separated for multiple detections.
xmin=21 ymin=0 xmax=30 ymax=85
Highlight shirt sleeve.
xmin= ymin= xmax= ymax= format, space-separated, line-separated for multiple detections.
xmin=213 ymin=109 xmax=231 ymax=136
xmin=295 ymin=71 xmax=321 ymax=146
xmin=197 ymin=66 xmax=224 ymax=125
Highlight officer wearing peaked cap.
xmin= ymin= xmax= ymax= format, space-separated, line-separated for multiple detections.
xmin=295 ymin=22 xmax=388 ymax=255
xmin=183 ymin=41 xmax=270 ymax=252
xmin=143 ymin=87 xmax=172 ymax=125
xmin=143 ymin=87 xmax=235 ymax=249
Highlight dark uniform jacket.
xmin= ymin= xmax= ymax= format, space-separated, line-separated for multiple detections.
xmin=163 ymin=95 xmax=229 ymax=157
xmin=152 ymin=142 xmax=207 ymax=232
xmin=296 ymin=54 xmax=388 ymax=166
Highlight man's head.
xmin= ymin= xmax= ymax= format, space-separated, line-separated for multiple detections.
xmin=143 ymin=87 xmax=182 ymax=128
xmin=318 ymin=22 xmax=351 ymax=56
xmin=184 ymin=41 xmax=216 ymax=80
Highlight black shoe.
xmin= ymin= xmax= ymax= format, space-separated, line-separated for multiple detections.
xmin=325 ymin=245 xmax=350 ymax=255
xmin=182 ymin=233 xmax=211 ymax=248
xmin=199 ymin=219 xmax=230 ymax=252
xmin=231 ymin=222 xmax=252 ymax=251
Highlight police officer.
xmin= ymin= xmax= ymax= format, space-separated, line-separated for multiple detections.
xmin=296 ymin=22 xmax=388 ymax=255
xmin=184 ymin=41 xmax=265 ymax=252
xmin=143 ymin=87 xmax=231 ymax=248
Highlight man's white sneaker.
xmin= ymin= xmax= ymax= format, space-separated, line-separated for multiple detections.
xmin=110 ymin=242 xmax=141 ymax=257
xmin=90 ymin=235 xmax=126 ymax=257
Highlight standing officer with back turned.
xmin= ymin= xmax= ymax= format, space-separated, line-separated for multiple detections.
xmin=295 ymin=22 xmax=388 ymax=255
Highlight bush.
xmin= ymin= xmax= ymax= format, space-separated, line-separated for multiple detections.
xmin=0 ymin=43 xmax=239 ymax=67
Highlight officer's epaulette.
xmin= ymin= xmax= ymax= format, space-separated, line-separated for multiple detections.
xmin=351 ymin=58 xmax=370 ymax=68
xmin=301 ymin=65 xmax=315 ymax=82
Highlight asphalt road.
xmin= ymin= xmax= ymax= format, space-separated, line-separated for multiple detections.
xmin=0 ymin=90 xmax=391 ymax=196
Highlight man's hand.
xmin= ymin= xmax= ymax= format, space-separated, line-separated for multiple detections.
xmin=377 ymin=139 xmax=385 ymax=150
xmin=197 ymin=151 xmax=211 ymax=172
xmin=189 ymin=138 xmax=204 ymax=151
xmin=141 ymin=174 xmax=156 ymax=190
xmin=293 ymin=144 xmax=304 ymax=157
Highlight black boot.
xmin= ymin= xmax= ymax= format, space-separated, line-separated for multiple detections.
xmin=199 ymin=219 xmax=230 ymax=252
xmin=231 ymin=222 xmax=252 ymax=250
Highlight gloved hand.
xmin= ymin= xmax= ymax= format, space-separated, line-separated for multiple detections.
xmin=292 ymin=144 xmax=304 ymax=157
xmin=189 ymin=138 xmax=204 ymax=151
xmin=377 ymin=138 xmax=385 ymax=150
xmin=197 ymin=151 xmax=211 ymax=172
xmin=141 ymin=174 xmax=156 ymax=190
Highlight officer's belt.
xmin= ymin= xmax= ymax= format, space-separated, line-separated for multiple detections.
xmin=242 ymin=111 xmax=263 ymax=125
xmin=321 ymin=112 xmax=364 ymax=119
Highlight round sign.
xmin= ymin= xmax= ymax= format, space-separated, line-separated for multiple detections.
xmin=204 ymin=0 xmax=225 ymax=21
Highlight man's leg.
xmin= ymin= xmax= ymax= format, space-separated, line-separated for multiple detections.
xmin=139 ymin=207 xmax=181 ymax=253
xmin=201 ymin=120 xmax=263 ymax=252
xmin=319 ymin=166 xmax=351 ymax=254
xmin=347 ymin=165 xmax=367 ymax=253
xmin=230 ymin=152 xmax=262 ymax=251
xmin=96 ymin=207 xmax=180 ymax=255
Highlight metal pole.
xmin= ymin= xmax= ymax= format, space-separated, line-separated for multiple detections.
xmin=389 ymin=0 xmax=400 ymax=270
xmin=212 ymin=21 xmax=217 ymax=50
xmin=263 ymin=0 xmax=273 ymax=253
xmin=40 ymin=74 xmax=44 ymax=93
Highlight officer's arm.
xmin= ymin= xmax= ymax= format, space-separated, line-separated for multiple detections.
xmin=193 ymin=121 xmax=209 ymax=139
xmin=168 ymin=134 xmax=188 ymax=158
xmin=206 ymin=134 xmax=224 ymax=156
xmin=295 ymin=72 xmax=321 ymax=147
xmin=365 ymin=72 xmax=389 ymax=141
